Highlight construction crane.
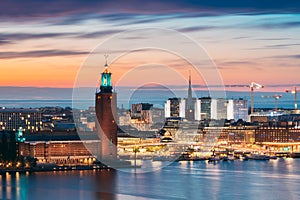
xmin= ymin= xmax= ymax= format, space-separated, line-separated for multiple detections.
xmin=224 ymin=82 xmax=264 ymax=114
xmin=285 ymin=86 xmax=300 ymax=111
xmin=261 ymin=94 xmax=282 ymax=111
xmin=250 ymin=82 xmax=264 ymax=114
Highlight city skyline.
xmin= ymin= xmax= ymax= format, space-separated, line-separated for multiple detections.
xmin=0 ymin=1 xmax=300 ymax=91
xmin=2 ymin=2 xmax=300 ymax=200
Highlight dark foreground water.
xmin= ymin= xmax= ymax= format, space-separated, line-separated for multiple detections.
xmin=1 ymin=159 xmax=300 ymax=200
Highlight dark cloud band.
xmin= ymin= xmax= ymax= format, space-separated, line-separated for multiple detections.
xmin=0 ymin=49 xmax=88 ymax=59
xmin=1 ymin=0 xmax=300 ymax=20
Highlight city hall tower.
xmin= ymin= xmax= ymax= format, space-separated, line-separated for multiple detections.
xmin=95 ymin=60 xmax=117 ymax=160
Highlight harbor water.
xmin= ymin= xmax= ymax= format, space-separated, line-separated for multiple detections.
xmin=1 ymin=158 xmax=300 ymax=200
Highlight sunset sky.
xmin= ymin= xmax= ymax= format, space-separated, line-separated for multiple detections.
xmin=1 ymin=0 xmax=300 ymax=92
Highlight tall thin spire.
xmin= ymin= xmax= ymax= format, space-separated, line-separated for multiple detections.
xmin=188 ymin=70 xmax=192 ymax=99
xmin=104 ymin=54 xmax=109 ymax=67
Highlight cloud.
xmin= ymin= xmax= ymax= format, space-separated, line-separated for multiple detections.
xmin=264 ymin=54 xmax=300 ymax=60
xmin=77 ymin=30 xmax=122 ymax=38
xmin=231 ymin=36 xmax=251 ymax=40
xmin=217 ymin=60 xmax=257 ymax=66
xmin=285 ymin=54 xmax=300 ymax=59
xmin=264 ymin=43 xmax=300 ymax=49
xmin=0 ymin=32 xmax=75 ymax=42
xmin=254 ymin=21 xmax=300 ymax=29
xmin=0 ymin=49 xmax=89 ymax=59
xmin=255 ymin=38 xmax=291 ymax=41
xmin=0 ymin=30 xmax=124 ymax=42
xmin=1 ymin=0 xmax=300 ymax=21
xmin=0 ymin=39 xmax=12 ymax=45
xmin=177 ymin=26 xmax=216 ymax=32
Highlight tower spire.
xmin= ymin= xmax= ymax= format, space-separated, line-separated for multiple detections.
xmin=188 ymin=70 xmax=192 ymax=99
xmin=104 ymin=54 xmax=109 ymax=67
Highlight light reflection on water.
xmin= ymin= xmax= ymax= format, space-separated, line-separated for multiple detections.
xmin=1 ymin=159 xmax=300 ymax=200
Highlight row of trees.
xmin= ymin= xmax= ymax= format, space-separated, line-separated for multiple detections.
xmin=0 ymin=131 xmax=37 ymax=168
xmin=0 ymin=131 xmax=17 ymax=162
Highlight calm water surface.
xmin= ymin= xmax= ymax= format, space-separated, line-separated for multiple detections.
xmin=1 ymin=159 xmax=300 ymax=200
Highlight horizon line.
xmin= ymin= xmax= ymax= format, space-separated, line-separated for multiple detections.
xmin=1 ymin=84 xmax=300 ymax=89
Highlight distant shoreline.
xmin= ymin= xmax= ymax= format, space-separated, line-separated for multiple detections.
xmin=1 ymin=157 xmax=299 ymax=175
xmin=0 ymin=164 xmax=110 ymax=174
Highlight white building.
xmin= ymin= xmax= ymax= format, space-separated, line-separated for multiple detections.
xmin=227 ymin=99 xmax=248 ymax=121
xmin=195 ymin=99 xmax=201 ymax=121
xmin=166 ymin=97 xmax=248 ymax=121
xmin=211 ymin=98 xmax=228 ymax=120
xmin=165 ymin=98 xmax=186 ymax=118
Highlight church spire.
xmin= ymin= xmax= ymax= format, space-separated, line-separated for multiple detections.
xmin=104 ymin=53 xmax=108 ymax=67
xmin=188 ymin=70 xmax=192 ymax=99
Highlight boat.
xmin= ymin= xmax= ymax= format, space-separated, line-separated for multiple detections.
xmin=291 ymin=152 xmax=300 ymax=158
xmin=269 ymin=155 xmax=277 ymax=160
xmin=240 ymin=155 xmax=249 ymax=161
xmin=222 ymin=157 xmax=229 ymax=161
xmin=250 ymin=154 xmax=270 ymax=160
xmin=208 ymin=156 xmax=220 ymax=163
xmin=228 ymin=155 xmax=235 ymax=161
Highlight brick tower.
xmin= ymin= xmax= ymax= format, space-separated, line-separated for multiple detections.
xmin=95 ymin=60 xmax=118 ymax=161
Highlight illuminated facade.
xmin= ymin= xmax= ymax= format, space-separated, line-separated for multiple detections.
xmin=0 ymin=108 xmax=42 ymax=132
xmin=255 ymin=127 xmax=300 ymax=143
xmin=19 ymin=140 xmax=99 ymax=165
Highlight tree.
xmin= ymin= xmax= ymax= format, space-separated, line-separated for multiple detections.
xmin=8 ymin=132 xmax=17 ymax=162
xmin=1 ymin=131 xmax=8 ymax=161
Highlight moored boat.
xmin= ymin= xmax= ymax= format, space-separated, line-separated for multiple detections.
xmin=250 ymin=154 xmax=270 ymax=160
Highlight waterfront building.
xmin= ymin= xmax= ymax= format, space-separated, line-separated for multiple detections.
xmin=255 ymin=127 xmax=300 ymax=152
xmin=95 ymin=61 xmax=118 ymax=160
xmin=0 ymin=108 xmax=42 ymax=132
xmin=20 ymin=140 xmax=99 ymax=165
